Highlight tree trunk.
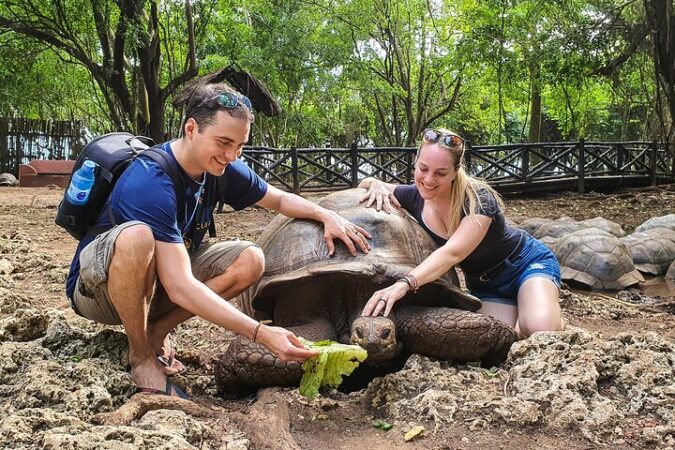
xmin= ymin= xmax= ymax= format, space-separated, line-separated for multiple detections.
xmin=528 ymin=60 xmax=542 ymax=143
xmin=644 ymin=0 xmax=674 ymax=140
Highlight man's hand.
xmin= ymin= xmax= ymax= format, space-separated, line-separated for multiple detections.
xmin=256 ymin=325 xmax=319 ymax=362
xmin=319 ymin=210 xmax=372 ymax=256
xmin=359 ymin=179 xmax=401 ymax=213
xmin=256 ymin=186 xmax=372 ymax=256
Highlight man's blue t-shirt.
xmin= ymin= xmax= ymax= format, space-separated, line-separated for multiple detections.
xmin=66 ymin=141 xmax=268 ymax=300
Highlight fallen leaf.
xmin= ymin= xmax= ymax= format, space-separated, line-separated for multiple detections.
xmin=404 ymin=425 xmax=425 ymax=442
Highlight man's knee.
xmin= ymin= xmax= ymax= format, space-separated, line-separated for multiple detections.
xmin=231 ymin=245 xmax=265 ymax=286
xmin=113 ymin=224 xmax=155 ymax=265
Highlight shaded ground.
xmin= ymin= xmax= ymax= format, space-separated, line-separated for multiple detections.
xmin=0 ymin=185 xmax=673 ymax=450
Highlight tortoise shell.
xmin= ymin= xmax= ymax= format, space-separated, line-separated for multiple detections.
xmin=238 ymin=189 xmax=481 ymax=321
xmin=555 ymin=228 xmax=644 ymax=289
xmin=635 ymin=214 xmax=675 ymax=233
xmin=666 ymin=260 xmax=675 ymax=281
xmin=533 ymin=217 xmax=589 ymax=239
xmin=620 ymin=228 xmax=675 ymax=275
xmin=520 ymin=217 xmax=552 ymax=236
xmin=0 ymin=173 xmax=18 ymax=186
xmin=579 ymin=217 xmax=626 ymax=237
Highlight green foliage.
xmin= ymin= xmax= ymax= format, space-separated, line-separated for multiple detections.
xmin=372 ymin=420 xmax=393 ymax=430
xmin=0 ymin=0 xmax=667 ymax=145
xmin=0 ymin=34 xmax=108 ymax=129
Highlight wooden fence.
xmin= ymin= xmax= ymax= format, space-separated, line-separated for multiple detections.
xmin=0 ymin=118 xmax=85 ymax=175
xmin=1 ymin=117 xmax=673 ymax=194
xmin=242 ymin=141 xmax=674 ymax=194
xmin=465 ymin=140 xmax=674 ymax=194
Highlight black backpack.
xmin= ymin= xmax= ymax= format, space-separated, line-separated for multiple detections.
xmin=55 ymin=132 xmax=185 ymax=240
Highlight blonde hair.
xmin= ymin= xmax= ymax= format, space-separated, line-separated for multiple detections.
xmin=416 ymin=128 xmax=504 ymax=234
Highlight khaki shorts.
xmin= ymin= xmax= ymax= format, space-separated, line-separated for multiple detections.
xmin=72 ymin=221 xmax=257 ymax=325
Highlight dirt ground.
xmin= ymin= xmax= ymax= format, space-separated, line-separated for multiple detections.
xmin=0 ymin=185 xmax=673 ymax=450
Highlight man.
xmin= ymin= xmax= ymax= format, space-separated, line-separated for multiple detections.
xmin=65 ymin=83 xmax=371 ymax=398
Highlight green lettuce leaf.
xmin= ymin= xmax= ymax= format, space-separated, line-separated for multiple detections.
xmin=298 ymin=338 xmax=368 ymax=400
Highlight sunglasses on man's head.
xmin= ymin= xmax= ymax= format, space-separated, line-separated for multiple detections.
xmin=204 ymin=92 xmax=253 ymax=113
xmin=422 ymin=129 xmax=464 ymax=148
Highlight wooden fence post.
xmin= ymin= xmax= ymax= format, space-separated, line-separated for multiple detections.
xmin=405 ymin=149 xmax=413 ymax=183
xmin=291 ymin=146 xmax=299 ymax=194
xmin=616 ymin=143 xmax=624 ymax=174
xmin=324 ymin=143 xmax=331 ymax=185
xmin=521 ymin=145 xmax=529 ymax=181
xmin=350 ymin=141 xmax=359 ymax=187
xmin=650 ymin=140 xmax=657 ymax=186
xmin=0 ymin=118 xmax=7 ymax=174
xmin=577 ymin=138 xmax=585 ymax=193
xmin=16 ymin=119 xmax=24 ymax=174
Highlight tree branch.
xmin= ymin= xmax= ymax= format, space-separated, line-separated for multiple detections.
xmin=423 ymin=75 xmax=462 ymax=129
xmin=161 ymin=0 xmax=197 ymax=102
xmin=593 ymin=24 xmax=649 ymax=75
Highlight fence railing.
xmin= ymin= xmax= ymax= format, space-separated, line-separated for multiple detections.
xmin=243 ymin=141 xmax=674 ymax=194
xmin=1 ymin=118 xmax=672 ymax=194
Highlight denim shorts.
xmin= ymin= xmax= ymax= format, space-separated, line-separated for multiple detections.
xmin=465 ymin=233 xmax=561 ymax=306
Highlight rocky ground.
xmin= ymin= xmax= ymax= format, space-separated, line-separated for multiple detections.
xmin=0 ymin=185 xmax=673 ymax=450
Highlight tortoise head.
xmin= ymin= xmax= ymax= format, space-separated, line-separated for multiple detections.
xmin=350 ymin=316 xmax=397 ymax=365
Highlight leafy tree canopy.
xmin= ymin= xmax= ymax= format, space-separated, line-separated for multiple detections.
xmin=1 ymin=0 xmax=672 ymax=145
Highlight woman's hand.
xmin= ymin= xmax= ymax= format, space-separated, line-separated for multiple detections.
xmin=361 ymin=281 xmax=410 ymax=317
xmin=359 ymin=179 xmax=400 ymax=213
xmin=256 ymin=325 xmax=318 ymax=362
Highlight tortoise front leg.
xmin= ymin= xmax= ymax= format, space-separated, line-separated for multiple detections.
xmin=396 ymin=306 xmax=517 ymax=367
xmin=215 ymin=320 xmax=337 ymax=398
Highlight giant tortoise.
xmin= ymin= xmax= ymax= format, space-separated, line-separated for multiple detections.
xmin=554 ymin=228 xmax=644 ymax=289
xmin=667 ymin=260 xmax=675 ymax=281
xmin=215 ymin=189 xmax=517 ymax=397
xmin=635 ymin=214 xmax=675 ymax=233
xmin=520 ymin=217 xmax=553 ymax=237
xmin=620 ymin=228 xmax=675 ymax=275
xmin=579 ymin=217 xmax=626 ymax=237
xmin=0 ymin=173 xmax=18 ymax=186
xmin=533 ymin=216 xmax=589 ymax=239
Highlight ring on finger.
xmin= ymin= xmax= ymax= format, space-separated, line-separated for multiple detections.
xmin=378 ymin=298 xmax=387 ymax=304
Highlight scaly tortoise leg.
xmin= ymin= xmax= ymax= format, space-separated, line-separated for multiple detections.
xmin=395 ymin=306 xmax=517 ymax=367
xmin=215 ymin=319 xmax=336 ymax=398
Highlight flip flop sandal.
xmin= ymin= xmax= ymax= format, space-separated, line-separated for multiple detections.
xmin=157 ymin=348 xmax=187 ymax=375
xmin=136 ymin=378 xmax=189 ymax=400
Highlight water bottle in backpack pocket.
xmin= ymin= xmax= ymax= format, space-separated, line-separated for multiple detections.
xmin=66 ymin=160 xmax=97 ymax=205
xmin=57 ymin=157 xmax=112 ymax=241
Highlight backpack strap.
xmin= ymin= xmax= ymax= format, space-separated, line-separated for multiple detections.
xmin=141 ymin=147 xmax=186 ymax=208
xmin=105 ymin=147 xmax=186 ymax=228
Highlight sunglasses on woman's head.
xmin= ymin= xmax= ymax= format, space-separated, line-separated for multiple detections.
xmin=203 ymin=92 xmax=253 ymax=113
xmin=422 ymin=129 xmax=464 ymax=148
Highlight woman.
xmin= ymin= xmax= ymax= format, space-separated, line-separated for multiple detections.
xmin=359 ymin=128 xmax=562 ymax=338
